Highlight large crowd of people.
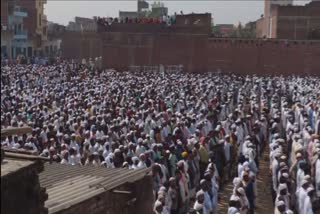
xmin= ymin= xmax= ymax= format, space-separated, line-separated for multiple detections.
xmin=1 ymin=61 xmax=319 ymax=214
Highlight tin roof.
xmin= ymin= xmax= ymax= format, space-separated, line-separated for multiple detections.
xmin=39 ymin=163 xmax=151 ymax=214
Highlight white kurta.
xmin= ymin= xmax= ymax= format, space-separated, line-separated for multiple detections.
xmin=316 ymin=159 xmax=320 ymax=197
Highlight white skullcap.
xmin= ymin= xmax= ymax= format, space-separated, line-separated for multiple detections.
xmin=230 ymin=195 xmax=240 ymax=201
xmin=132 ymin=156 xmax=139 ymax=162
xmin=278 ymin=183 xmax=287 ymax=191
xmin=282 ymin=173 xmax=289 ymax=178
xmin=276 ymin=200 xmax=285 ymax=207
xmin=196 ymin=190 xmax=204 ymax=198
xmin=237 ymin=187 xmax=245 ymax=196
xmin=306 ymin=187 xmax=314 ymax=193
xmin=159 ymin=186 xmax=166 ymax=193
xmin=304 ymin=175 xmax=311 ymax=180
xmin=154 ymin=200 xmax=162 ymax=209
xmin=301 ymin=179 xmax=308 ymax=186
xmin=194 ymin=202 xmax=204 ymax=211
xmin=233 ymin=177 xmax=241 ymax=186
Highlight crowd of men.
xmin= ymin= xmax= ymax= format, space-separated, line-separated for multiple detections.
xmin=226 ymin=77 xmax=320 ymax=214
xmin=1 ymin=61 xmax=319 ymax=214
xmin=97 ymin=14 xmax=177 ymax=28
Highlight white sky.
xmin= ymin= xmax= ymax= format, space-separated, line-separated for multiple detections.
xmin=44 ymin=0 xmax=311 ymax=25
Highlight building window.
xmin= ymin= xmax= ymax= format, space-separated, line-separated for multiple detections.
xmin=39 ymin=14 xmax=42 ymax=26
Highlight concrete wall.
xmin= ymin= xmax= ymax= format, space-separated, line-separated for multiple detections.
xmin=61 ymin=31 xmax=320 ymax=75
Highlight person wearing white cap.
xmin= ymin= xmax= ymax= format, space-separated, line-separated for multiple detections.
xmin=167 ymin=177 xmax=178 ymax=213
xmin=275 ymin=183 xmax=290 ymax=211
xmin=296 ymin=161 xmax=307 ymax=190
xmin=303 ymin=187 xmax=315 ymax=214
xmin=193 ymin=190 xmax=207 ymax=214
xmin=235 ymin=119 xmax=244 ymax=156
xmin=153 ymin=200 xmax=163 ymax=214
xmin=199 ymin=179 xmax=212 ymax=214
xmin=60 ymin=150 xmax=69 ymax=165
xmin=291 ymin=135 xmax=303 ymax=166
xmin=137 ymin=153 xmax=147 ymax=169
xmin=70 ymin=134 xmax=80 ymax=152
xmin=157 ymin=188 xmax=170 ymax=214
xmin=228 ymin=195 xmax=241 ymax=214
xmin=316 ymin=149 xmax=320 ymax=197
xmin=224 ymin=135 xmax=232 ymax=181
xmin=271 ymin=151 xmax=281 ymax=202
xmin=234 ymin=187 xmax=248 ymax=214
xmin=274 ymin=200 xmax=286 ymax=214
xmin=135 ymin=138 xmax=145 ymax=156
xmin=232 ymin=177 xmax=242 ymax=195
xmin=296 ymin=179 xmax=309 ymax=213
xmin=131 ymin=156 xmax=140 ymax=170
xmin=105 ymin=153 xmax=115 ymax=169
xmin=69 ymin=147 xmax=80 ymax=166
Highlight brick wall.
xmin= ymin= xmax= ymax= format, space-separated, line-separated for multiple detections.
xmin=99 ymin=23 xmax=210 ymax=35
xmin=61 ymin=31 xmax=320 ymax=75
xmin=1 ymin=0 xmax=9 ymax=26
xmin=207 ymin=39 xmax=320 ymax=75
xmin=270 ymin=2 xmax=320 ymax=39
xmin=61 ymin=32 xmax=102 ymax=61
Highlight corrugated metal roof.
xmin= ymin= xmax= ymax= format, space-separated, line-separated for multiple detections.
xmin=39 ymin=163 xmax=151 ymax=214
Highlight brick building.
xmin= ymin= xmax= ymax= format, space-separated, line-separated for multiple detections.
xmin=67 ymin=16 xmax=97 ymax=32
xmin=119 ymin=0 xmax=149 ymax=19
xmin=1 ymin=0 xmax=47 ymax=58
xmin=257 ymin=1 xmax=320 ymax=39
xmin=262 ymin=0 xmax=293 ymax=38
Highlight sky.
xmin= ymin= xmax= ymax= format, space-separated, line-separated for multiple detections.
xmin=44 ymin=0 xmax=311 ymax=26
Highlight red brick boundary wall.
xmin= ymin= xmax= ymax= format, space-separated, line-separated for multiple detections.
xmin=207 ymin=38 xmax=320 ymax=75
xmin=61 ymin=32 xmax=320 ymax=75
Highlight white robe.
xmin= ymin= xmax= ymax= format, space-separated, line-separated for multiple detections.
xmin=316 ymin=159 xmax=320 ymax=197
xmin=296 ymin=187 xmax=307 ymax=213
xmin=303 ymin=196 xmax=313 ymax=214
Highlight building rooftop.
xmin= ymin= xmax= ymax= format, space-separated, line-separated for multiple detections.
xmin=1 ymin=158 xmax=34 ymax=177
xmin=39 ymin=163 xmax=151 ymax=214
